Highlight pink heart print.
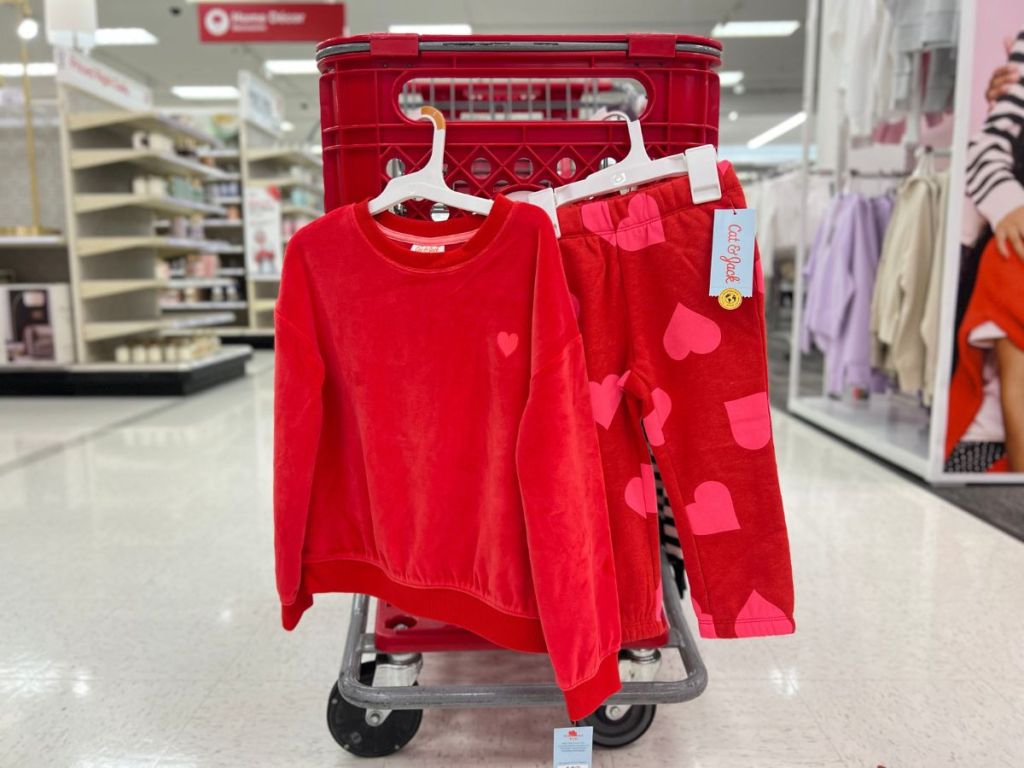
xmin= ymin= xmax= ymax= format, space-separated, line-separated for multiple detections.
xmin=624 ymin=463 xmax=657 ymax=519
xmin=580 ymin=192 xmax=665 ymax=251
xmin=724 ymin=391 xmax=771 ymax=450
xmin=662 ymin=303 xmax=722 ymax=361
xmin=684 ymin=480 xmax=741 ymax=535
xmin=615 ymin=192 xmax=666 ymax=252
xmin=589 ymin=374 xmax=624 ymax=429
xmin=734 ymin=589 xmax=795 ymax=637
xmin=497 ymin=332 xmax=519 ymax=357
xmin=642 ymin=388 xmax=673 ymax=446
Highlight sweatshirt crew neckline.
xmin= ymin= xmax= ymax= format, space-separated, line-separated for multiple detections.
xmin=353 ymin=195 xmax=514 ymax=273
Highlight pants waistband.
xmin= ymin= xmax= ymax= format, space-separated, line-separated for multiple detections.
xmin=556 ymin=160 xmax=744 ymax=239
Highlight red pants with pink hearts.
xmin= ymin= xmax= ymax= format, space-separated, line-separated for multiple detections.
xmin=556 ymin=161 xmax=796 ymax=640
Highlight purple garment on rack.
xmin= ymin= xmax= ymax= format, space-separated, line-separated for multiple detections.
xmin=802 ymin=193 xmax=895 ymax=395
xmin=831 ymin=194 xmax=895 ymax=394
xmin=800 ymin=194 xmax=854 ymax=356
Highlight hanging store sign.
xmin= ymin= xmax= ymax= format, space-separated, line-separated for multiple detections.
xmin=238 ymin=71 xmax=284 ymax=137
xmin=54 ymin=47 xmax=152 ymax=111
xmin=198 ymin=3 xmax=345 ymax=43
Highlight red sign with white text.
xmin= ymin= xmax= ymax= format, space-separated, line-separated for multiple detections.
xmin=198 ymin=3 xmax=345 ymax=43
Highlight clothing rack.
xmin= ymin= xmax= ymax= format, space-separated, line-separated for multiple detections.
xmin=789 ymin=0 xmax=1022 ymax=484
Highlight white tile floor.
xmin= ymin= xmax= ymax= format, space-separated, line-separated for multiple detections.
xmin=0 ymin=351 xmax=1021 ymax=767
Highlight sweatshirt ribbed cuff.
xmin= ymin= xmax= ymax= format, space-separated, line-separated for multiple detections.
xmin=563 ymin=650 xmax=622 ymax=721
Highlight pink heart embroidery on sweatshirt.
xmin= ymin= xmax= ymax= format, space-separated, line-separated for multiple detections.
xmin=496 ymin=332 xmax=519 ymax=357
xmin=580 ymin=200 xmax=618 ymax=247
xmin=684 ymin=481 xmax=741 ymax=535
xmin=642 ymin=388 xmax=673 ymax=446
xmin=580 ymin=193 xmax=665 ymax=251
xmin=615 ymin=193 xmax=665 ymax=251
xmin=663 ymin=303 xmax=722 ymax=361
xmin=589 ymin=374 xmax=624 ymax=429
xmin=734 ymin=590 xmax=795 ymax=637
xmin=624 ymin=463 xmax=657 ymax=519
xmin=724 ymin=391 xmax=771 ymax=450
xmin=691 ymin=597 xmax=719 ymax=638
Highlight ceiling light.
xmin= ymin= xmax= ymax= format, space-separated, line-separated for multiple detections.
xmin=711 ymin=20 xmax=800 ymax=38
xmin=94 ymin=28 xmax=158 ymax=46
xmin=718 ymin=71 xmax=744 ymax=87
xmin=281 ymin=120 xmax=295 ymax=132
xmin=728 ymin=111 xmax=739 ymax=122
xmin=264 ymin=59 xmax=318 ymax=75
xmin=747 ymin=111 xmax=807 ymax=149
xmin=387 ymin=24 xmax=473 ymax=35
xmin=171 ymin=85 xmax=240 ymax=101
xmin=0 ymin=62 xmax=57 ymax=77
xmin=16 ymin=16 xmax=39 ymax=41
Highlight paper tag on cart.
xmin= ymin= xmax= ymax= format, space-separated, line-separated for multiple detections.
xmin=553 ymin=726 xmax=593 ymax=768
xmin=710 ymin=208 xmax=756 ymax=309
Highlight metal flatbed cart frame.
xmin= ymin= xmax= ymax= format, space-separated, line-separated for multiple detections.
xmin=326 ymin=555 xmax=707 ymax=757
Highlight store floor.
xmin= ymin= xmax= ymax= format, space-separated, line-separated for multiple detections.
xmin=0 ymin=352 xmax=1021 ymax=768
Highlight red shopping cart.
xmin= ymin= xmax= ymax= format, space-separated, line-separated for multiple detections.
xmin=314 ymin=33 xmax=721 ymax=757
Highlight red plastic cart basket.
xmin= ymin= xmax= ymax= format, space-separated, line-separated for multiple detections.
xmin=315 ymin=33 xmax=723 ymax=212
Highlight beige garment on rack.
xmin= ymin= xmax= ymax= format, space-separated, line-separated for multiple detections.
xmin=870 ymin=172 xmax=946 ymax=393
xmin=920 ymin=172 xmax=949 ymax=405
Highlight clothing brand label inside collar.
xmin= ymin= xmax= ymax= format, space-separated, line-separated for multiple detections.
xmin=553 ymin=726 xmax=592 ymax=768
xmin=710 ymin=208 xmax=756 ymax=302
xmin=410 ymin=243 xmax=445 ymax=253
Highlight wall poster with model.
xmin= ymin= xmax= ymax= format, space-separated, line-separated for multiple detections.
xmin=942 ymin=0 xmax=1024 ymax=474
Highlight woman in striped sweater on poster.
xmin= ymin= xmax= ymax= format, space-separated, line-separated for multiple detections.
xmin=947 ymin=27 xmax=1024 ymax=472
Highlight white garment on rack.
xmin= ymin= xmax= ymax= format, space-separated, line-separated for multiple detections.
xmin=844 ymin=0 xmax=888 ymax=138
xmin=922 ymin=0 xmax=959 ymax=47
xmin=815 ymin=0 xmax=847 ymax=171
xmin=749 ymin=172 xmax=833 ymax=279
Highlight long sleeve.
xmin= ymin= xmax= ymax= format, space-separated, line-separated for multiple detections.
xmin=966 ymin=28 xmax=1024 ymax=230
xmin=273 ymin=238 xmax=326 ymax=630
xmin=515 ymin=216 xmax=622 ymax=720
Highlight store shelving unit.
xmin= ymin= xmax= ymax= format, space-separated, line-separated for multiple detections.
xmin=0 ymin=47 xmax=252 ymax=395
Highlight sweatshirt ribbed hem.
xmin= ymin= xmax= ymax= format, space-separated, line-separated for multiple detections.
xmin=282 ymin=558 xmax=548 ymax=652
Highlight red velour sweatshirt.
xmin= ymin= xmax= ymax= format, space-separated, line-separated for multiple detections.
xmin=273 ymin=196 xmax=622 ymax=719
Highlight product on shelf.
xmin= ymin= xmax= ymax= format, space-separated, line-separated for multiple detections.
xmin=0 ymin=284 xmax=74 ymax=366
xmin=113 ymin=334 xmax=222 ymax=365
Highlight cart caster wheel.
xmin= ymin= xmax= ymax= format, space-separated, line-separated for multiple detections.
xmin=583 ymin=703 xmax=656 ymax=748
xmin=326 ymin=661 xmax=423 ymax=757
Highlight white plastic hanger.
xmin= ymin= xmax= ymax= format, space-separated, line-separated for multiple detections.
xmin=369 ymin=106 xmax=494 ymax=217
xmin=526 ymin=112 xmax=721 ymax=235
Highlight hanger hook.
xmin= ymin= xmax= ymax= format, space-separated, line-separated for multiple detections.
xmin=419 ymin=105 xmax=446 ymax=131
xmin=601 ymin=110 xmax=631 ymax=123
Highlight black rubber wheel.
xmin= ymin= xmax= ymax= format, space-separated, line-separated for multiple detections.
xmin=326 ymin=660 xmax=423 ymax=757
xmin=582 ymin=703 xmax=657 ymax=748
